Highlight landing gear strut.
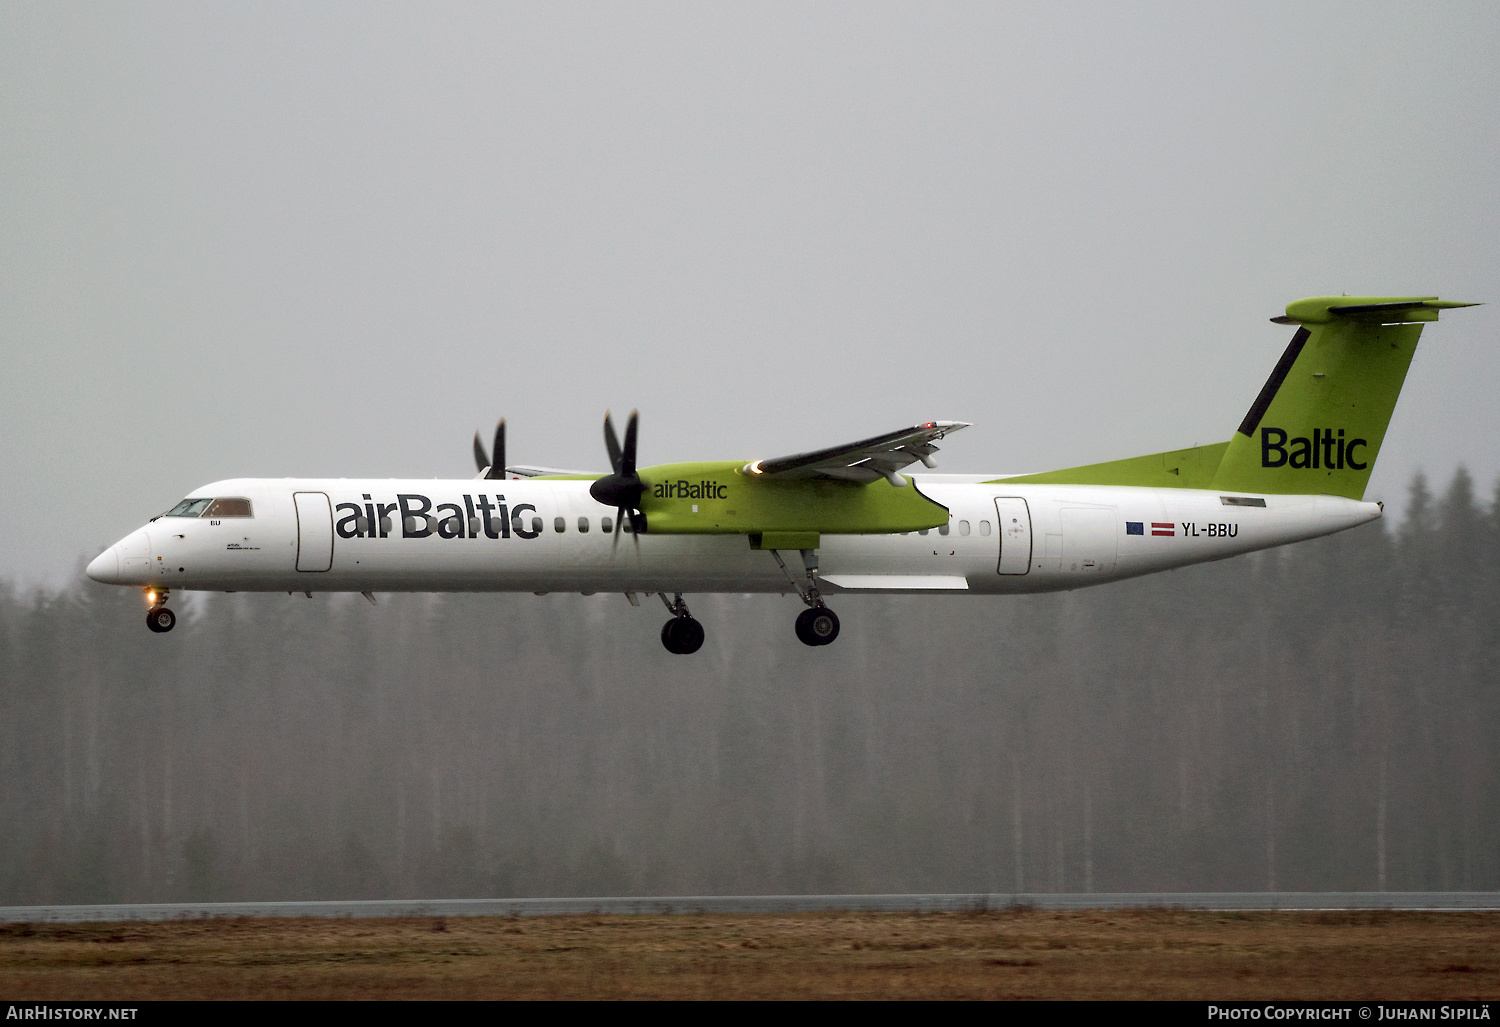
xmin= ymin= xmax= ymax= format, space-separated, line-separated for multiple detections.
xmin=145 ymin=589 xmax=176 ymax=633
xmin=769 ymin=548 xmax=841 ymax=647
xmin=659 ymin=593 xmax=705 ymax=654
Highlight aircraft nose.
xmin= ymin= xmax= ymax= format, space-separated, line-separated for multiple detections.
xmin=86 ymin=546 xmax=121 ymax=584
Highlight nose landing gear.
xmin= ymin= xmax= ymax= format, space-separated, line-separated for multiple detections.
xmin=659 ymin=593 xmax=705 ymax=654
xmin=145 ymin=589 xmax=176 ymax=633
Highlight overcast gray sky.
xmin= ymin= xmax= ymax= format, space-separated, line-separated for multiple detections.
xmin=3 ymin=1 xmax=1496 ymax=586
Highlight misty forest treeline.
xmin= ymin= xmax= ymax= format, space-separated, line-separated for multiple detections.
xmin=2 ymin=470 xmax=1498 ymax=904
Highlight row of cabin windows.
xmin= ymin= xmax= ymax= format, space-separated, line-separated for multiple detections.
xmin=540 ymin=516 xmax=997 ymax=538
xmin=543 ymin=516 xmax=997 ymax=537
xmin=556 ymin=516 xmax=622 ymax=534
xmin=368 ymin=514 xmax=633 ymax=536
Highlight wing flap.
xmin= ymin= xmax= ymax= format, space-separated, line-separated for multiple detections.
xmin=745 ymin=421 xmax=970 ymax=485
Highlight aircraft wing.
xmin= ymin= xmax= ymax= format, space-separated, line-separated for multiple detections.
xmin=506 ymin=465 xmax=597 ymax=478
xmin=742 ymin=421 xmax=970 ymax=486
xmin=472 ymin=464 xmax=599 ymax=480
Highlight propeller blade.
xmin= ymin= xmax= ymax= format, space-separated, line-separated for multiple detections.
xmin=485 ymin=419 xmax=506 ymax=480
xmin=591 ymin=410 xmax=645 ymax=539
xmin=603 ymin=412 xmax=623 ymax=474
xmin=621 ymin=410 xmax=639 ymax=477
xmin=472 ymin=431 xmax=489 ymax=474
xmin=612 ymin=506 xmax=625 ymax=552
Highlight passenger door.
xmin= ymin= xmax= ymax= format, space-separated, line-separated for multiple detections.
xmin=294 ymin=492 xmax=334 ymax=572
xmin=993 ymin=497 xmax=1032 ymax=575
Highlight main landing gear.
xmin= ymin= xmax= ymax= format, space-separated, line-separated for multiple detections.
xmin=769 ymin=548 xmax=841 ymax=647
xmin=795 ymin=606 xmax=840 ymax=647
xmin=659 ymin=593 xmax=705 ymax=655
xmin=145 ymin=589 xmax=176 ymax=633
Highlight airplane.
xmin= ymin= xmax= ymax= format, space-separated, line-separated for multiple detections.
xmin=87 ymin=294 xmax=1477 ymax=653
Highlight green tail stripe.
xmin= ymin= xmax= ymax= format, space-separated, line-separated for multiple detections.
xmin=991 ymin=442 xmax=1229 ymax=490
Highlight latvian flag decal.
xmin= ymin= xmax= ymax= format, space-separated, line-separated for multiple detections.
xmin=1151 ymin=522 xmax=1175 ymax=536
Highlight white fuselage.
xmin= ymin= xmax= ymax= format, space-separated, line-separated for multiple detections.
xmin=87 ymin=476 xmax=1381 ymax=597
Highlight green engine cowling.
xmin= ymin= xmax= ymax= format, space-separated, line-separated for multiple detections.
xmin=634 ymin=461 xmax=950 ymax=537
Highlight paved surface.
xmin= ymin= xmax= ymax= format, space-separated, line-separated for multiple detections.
xmin=3 ymin=892 xmax=1498 ymax=923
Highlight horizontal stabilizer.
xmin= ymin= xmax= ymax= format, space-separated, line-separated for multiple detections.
xmin=1271 ymin=296 xmax=1479 ymax=325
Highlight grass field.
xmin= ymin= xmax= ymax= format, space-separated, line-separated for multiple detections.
xmin=1 ymin=909 xmax=1497 ymax=1000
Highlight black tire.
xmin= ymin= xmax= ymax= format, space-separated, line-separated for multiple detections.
xmin=673 ymin=617 xmax=705 ymax=654
xmin=660 ymin=619 xmax=682 ymax=653
xmin=795 ymin=607 xmax=839 ymax=646
xmin=795 ymin=608 xmax=819 ymax=646
xmin=146 ymin=607 xmax=176 ymax=633
xmin=662 ymin=616 xmax=704 ymax=655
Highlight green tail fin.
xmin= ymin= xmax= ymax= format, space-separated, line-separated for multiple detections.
xmin=993 ymin=296 xmax=1477 ymax=497
xmin=1211 ymin=296 xmax=1477 ymax=499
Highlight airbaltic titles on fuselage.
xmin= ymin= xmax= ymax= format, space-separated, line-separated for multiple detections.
xmin=331 ymin=483 xmax=730 ymax=542
xmin=334 ymin=493 xmax=542 ymax=540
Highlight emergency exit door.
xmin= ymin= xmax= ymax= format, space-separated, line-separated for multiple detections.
xmin=294 ymin=492 xmax=334 ymax=572
xmin=993 ymin=497 xmax=1032 ymax=575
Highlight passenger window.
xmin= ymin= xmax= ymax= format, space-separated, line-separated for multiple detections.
xmin=918 ymin=528 xmax=929 ymax=536
xmin=165 ymin=498 xmax=213 ymax=517
xmin=554 ymin=517 xmax=566 ymax=533
xmin=601 ymin=516 xmax=613 ymax=533
xmin=202 ymin=498 xmax=252 ymax=518
xmin=938 ymin=523 xmax=950 ymax=536
xmin=578 ymin=517 xmax=589 ymax=533
xmin=959 ymin=520 xmax=970 ymax=536
xmin=531 ymin=516 xmax=543 ymax=534
xmin=979 ymin=520 xmax=991 ymax=536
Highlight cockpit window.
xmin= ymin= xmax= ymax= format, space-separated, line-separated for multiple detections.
xmin=165 ymin=498 xmax=213 ymax=517
xmin=202 ymin=497 xmax=253 ymax=518
xmin=163 ymin=497 xmax=253 ymax=518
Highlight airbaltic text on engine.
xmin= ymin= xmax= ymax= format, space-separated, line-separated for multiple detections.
xmin=653 ymin=479 xmax=728 ymax=500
